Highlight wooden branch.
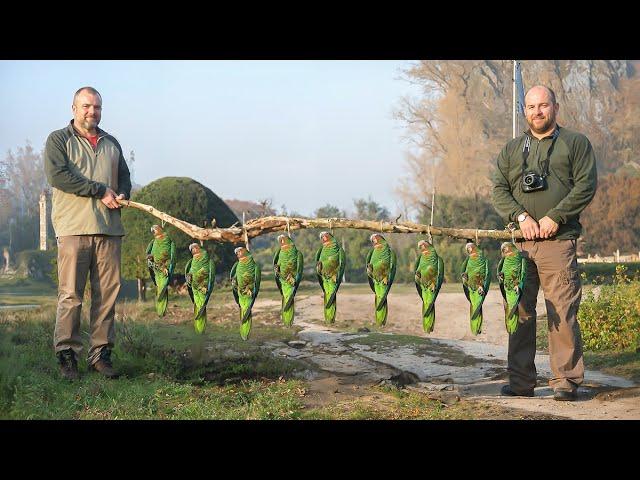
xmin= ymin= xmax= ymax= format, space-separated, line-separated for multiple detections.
xmin=117 ymin=198 xmax=524 ymax=243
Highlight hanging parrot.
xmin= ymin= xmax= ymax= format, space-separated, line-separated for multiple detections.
xmin=315 ymin=231 xmax=346 ymax=324
xmin=366 ymin=233 xmax=397 ymax=327
xmin=230 ymin=246 xmax=261 ymax=340
xmin=497 ymin=242 xmax=527 ymax=334
xmin=461 ymin=241 xmax=491 ymax=335
xmin=185 ymin=243 xmax=214 ymax=334
xmin=146 ymin=224 xmax=176 ymax=317
xmin=414 ymin=239 xmax=444 ymax=333
xmin=273 ymin=234 xmax=304 ymax=327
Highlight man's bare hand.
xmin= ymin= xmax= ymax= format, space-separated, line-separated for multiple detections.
xmin=519 ymin=216 xmax=540 ymax=241
xmin=101 ymin=188 xmax=120 ymax=209
xmin=538 ymin=216 xmax=559 ymax=239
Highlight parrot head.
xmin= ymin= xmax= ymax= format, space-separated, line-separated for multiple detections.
xmin=234 ymin=246 xmax=250 ymax=260
xmin=500 ymin=242 xmax=518 ymax=257
xmin=465 ymin=241 xmax=479 ymax=257
xmin=278 ymin=234 xmax=293 ymax=248
xmin=189 ymin=243 xmax=202 ymax=257
xmin=370 ymin=233 xmax=386 ymax=248
xmin=417 ymin=239 xmax=433 ymax=254
xmin=150 ymin=224 xmax=165 ymax=237
xmin=319 ymin=231 xmax=335 ymax=246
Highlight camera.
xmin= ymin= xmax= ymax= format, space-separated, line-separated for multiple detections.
xmin=522 ymin=171 xmax=547 ymax=192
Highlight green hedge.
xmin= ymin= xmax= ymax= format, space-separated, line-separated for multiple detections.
xmin=578 ymin=265 xmax=640 ymax=351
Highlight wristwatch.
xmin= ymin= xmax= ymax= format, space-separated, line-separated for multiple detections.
xmin=517 ymin=212 xmax=529 ymax=223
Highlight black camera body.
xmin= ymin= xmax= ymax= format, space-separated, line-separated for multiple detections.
xmin=521 ymin=171 xmax=547 ymax=192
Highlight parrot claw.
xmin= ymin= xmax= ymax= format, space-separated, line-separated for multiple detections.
xmin=316 ymin=262 xmax=323 ymax=274
xmin=498 ymin=272 xmax=504 ymax=282
xmin=461 ymin=272 xmax=468 ymax=283
xmin=478 ymin=287 xmax=485 ymax=296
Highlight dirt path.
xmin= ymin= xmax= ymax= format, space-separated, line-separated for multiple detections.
xmin=256 ymin=289 xmax=639 ymax=420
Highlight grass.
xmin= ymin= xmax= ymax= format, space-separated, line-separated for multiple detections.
xmin=1 ymin=277 xmax=637 ymax=420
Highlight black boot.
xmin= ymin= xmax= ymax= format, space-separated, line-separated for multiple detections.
xmin=57 ymin=349 xmax=79 ymax=381
xmin=90 ymin=348 xmax=119 ymax=379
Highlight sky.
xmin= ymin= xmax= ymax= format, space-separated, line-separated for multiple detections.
xmin=0 ymin=60 xmax=422 ymax=217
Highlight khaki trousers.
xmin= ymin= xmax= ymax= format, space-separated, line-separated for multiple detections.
xmin=509 ymin=239 xmax=584 ymax=393
xmin=54 ymin=235 xmax=122 ymax=366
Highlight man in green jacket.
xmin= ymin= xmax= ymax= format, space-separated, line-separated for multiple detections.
xmin=492 ymin=85 xmax=597 ymax=401
xmin=44 ymin=86 xmax=131 ymax=380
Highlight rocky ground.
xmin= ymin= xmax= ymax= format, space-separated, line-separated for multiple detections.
xmin=255 ymin=288 xmax=639 ymax=420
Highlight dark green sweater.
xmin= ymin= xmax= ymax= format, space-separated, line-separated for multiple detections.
xmin=491 ymin=126 xmax=598 ymax=240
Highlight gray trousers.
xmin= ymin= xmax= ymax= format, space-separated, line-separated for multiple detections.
xmin=509 ymin=239 xmax=584 ymax=393
xmin=53 ymin=235 xmax=122 ymax=365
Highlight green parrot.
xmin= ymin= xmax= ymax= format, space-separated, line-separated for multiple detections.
xmin=185 ymin=243 xmax=214 ymax=334
xmin=230 ymin=246 xmax=261 ymax=340
xmin=461 ymin=241 xmax=491 ymax=335
xmin=497 ymin=242 xmax=527 ymax=334
xmin=366 ymin=233 xmax=397 ymax=327
xmin=273 ymin=234 xmax=304 ymax=327
xmin=413 ymin=239 xmax=444 ymax=333
xmin=315 ymin=231 xmax=346 ymax=324
xmin=146 ymin=224 xmax=176 ymax=317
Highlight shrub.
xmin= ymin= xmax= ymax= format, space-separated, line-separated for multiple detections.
xmin=578 ymin=265 xmax=640 ymax=351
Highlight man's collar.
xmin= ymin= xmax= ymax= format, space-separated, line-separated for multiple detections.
xmin=523 ymin=124 xmax=561 ymax=140
xmin=67 ymin=120 xmax=108 ymax=138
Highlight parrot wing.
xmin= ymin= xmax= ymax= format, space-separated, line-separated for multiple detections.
xmin=185 ymin=258 xmax=194 ymax=304
xmin=497 ymin=257 xmax=507 ymax=302
xmin=196 ymin=258 xmax=215 ymax=319
xmin=365 ymin=248 xmax=375 ymax=293
xmin=168 ymin=240 xmax=176 ymax=279
xmin=482 ymin=257 xmax=491 ymax=297
xmin=435 ymin=255 xmax=444 ymax=297
xmin=273 ymin=247 xmax=283 ymax=296
xmin=146 ymin=240 xmax=156 ymax=287
xmin=506 ymin=255 xmax=528 ymax=319
xmin=461 ymin=257 xmax=470 ymax=302
xmin=424 ymin=255 xmax=445 ymax=318
xmin=413 ymin=255 xmax=422 ymax=297
xmin=242 ymin=262 xmax=261 ymax=323
xmin=377 ymin=248 xmax=396 ymax=311
xmin=284 ymin=250 xmax=304 ymax=312
xmin=315 ymin=246 xmax=324 ymax=295
xmin=336 ymin=245 xmax=346 ymax=291
xmin=326 ymin=246 xmax=346 ymax=310
xmin=230 ymin=262 xmax=240 ymax=307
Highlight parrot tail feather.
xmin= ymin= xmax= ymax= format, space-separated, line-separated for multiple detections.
xmin=193 ymin=302 xmax=206 ymax=334
xmin=156 ymin=287 xmax=168 ymax=317
xmin=505 ymin=303 xmax=519 ymax=334
xmin=470 ymin=303 xmax=483 ymax=335
xmin=422 ymin=302 xmax=435 ymax=333
xmin=324 ymin=290 xmax=336 ymax=324
xmin=282 ymin=296 xmax=295 ymax=327
xmin=240 ymin=311 xmax=252 ymax=340
xmin=375 ymin=296 xmax=387 ymax=327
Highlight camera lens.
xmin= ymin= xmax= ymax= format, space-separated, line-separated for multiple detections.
xmin=524 ymin=175 xmax=533 ymax=185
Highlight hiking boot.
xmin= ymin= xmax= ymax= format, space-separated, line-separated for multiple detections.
xmin=57 ymin=349 xmax=79 ymax=381
xmin=553 ymin=389 xmax=577 ymax=401
xmin=500 ymin=384 xmax=534 ymax=397
xmin=90 ymin=348 xmax=119 ymax=379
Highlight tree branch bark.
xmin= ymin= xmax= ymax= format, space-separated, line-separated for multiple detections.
xmin=117 ymin=198 xmax=523 ymax=243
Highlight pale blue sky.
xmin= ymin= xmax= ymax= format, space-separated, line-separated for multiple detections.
xmin=0 ymin=60 xmax=421 ymax=216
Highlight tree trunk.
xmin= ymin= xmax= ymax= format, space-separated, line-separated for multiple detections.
xmin=137 ymin=278 xmax=146 ymax=302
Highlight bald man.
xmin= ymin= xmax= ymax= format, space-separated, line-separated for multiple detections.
xmin=44 ymin=86 xmax=131 ymax=380
xmin=492 ymin=85 xmax=598 ymax=401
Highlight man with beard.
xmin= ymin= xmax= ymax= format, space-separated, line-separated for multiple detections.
xmin=44 ymin=87 xmax=131 ymax=380
xmin=491 ymin=85 xmax=597 ymax=401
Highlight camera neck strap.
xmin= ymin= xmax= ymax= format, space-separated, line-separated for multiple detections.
xmin=522 ymin=128 xmax=559 ymax=178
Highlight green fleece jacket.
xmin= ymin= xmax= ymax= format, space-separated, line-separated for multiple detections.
xmin=44 ymin=121 xmax=131 ymax=237
xmin=491 ymin=126 xmax=597 ymax=240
